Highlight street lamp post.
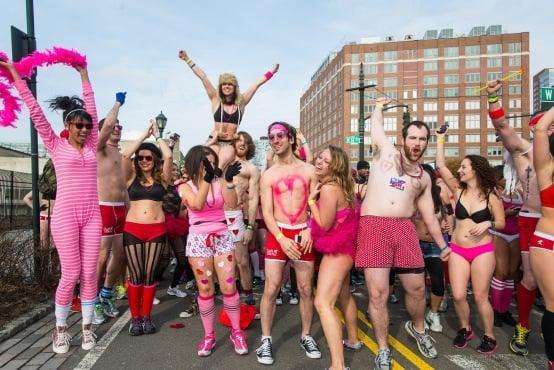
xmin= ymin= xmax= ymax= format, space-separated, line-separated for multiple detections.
xmin=345 ymin=62 xmax=376 ymax=162
xmin=155 ymin=111 xmax=167 ymax=138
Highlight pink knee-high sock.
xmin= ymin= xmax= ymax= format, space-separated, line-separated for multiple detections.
xmin=198 ymin=294 xmax=215 ymax=336
xmin=501 ymin=279 xmax=515 ymax=313
xmin=491 ymin=277 xmax=505 ymax=312
xmin=223 ymin=291 xmax=241 ymax=331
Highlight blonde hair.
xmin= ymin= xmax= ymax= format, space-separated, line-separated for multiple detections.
xmin=325 ymin=145 xmax=355 ymax=207
xmin=218 ymin=73 xmax=242 ymax=106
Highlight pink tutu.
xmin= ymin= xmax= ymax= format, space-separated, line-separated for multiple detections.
xmin=310 ymin=203 xmax=360 ymax=259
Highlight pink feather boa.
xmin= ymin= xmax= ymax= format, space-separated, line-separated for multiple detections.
xmin=0 ymin=47 xmax=87 ymax=127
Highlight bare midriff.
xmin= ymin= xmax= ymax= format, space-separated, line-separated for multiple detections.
xmin=126 ymin=200 xmax=165 ymax=223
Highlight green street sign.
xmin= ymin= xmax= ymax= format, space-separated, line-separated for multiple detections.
xmin=345 ymin=136 xmax=361 ymax=144
xmin=540 ymin=87 xmax=554 ymax=103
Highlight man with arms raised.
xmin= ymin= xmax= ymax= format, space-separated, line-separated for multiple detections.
xmin=487 ymin=80 xmax=544 ymax=355
xmin=225 ymin=131 xmax=260 ymax=305
xmin=357 ymin=98 xmax=449 ymax=369
xmin=94 ymin=92 xmax=127 ymax=323
xmin=256 ymin=122 xmax=321 ymax=365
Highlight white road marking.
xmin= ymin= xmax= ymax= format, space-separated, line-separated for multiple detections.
xmin=74 ymin=309 xmax=131 ymax=370
xmin=446 ymin=354 xmax=548 ymax=370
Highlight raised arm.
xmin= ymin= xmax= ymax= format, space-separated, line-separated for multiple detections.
xmin=241 ymin=64 xmax=279 ymax=106
xmin=435 ymin=125 xmax=459 ymax=194
xmin=23 ymin=191 xmax=33 ymax=209
xmin=1 ymin=61 xmax=59 ymax=153
xmin=297 ymin=131 xmax=313 ymax=163
xmin=98 ymin=92 xmax=125 ymax=151
xmin=416 ymin=176 xmax=450 ymax=261
xmin=149 ymin=120 xmax=174 ymax=185
xmin=122 ymin=121 xmax=153 ymax=181
xmin=178 ymin=49 xmax=218 ymax=103
xmin=370 ymin=97 xmax=393 ymax=152
xmin=77 ymin=67 xmax=99 ymax=149
xmin=486 ymin=80 xmax=530 ymax=155
xmin=533 ymin=106 xmax=554 ymax=189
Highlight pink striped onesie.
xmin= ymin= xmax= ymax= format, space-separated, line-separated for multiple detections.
xmin=15 ymin=79 xmax=102 ymax=325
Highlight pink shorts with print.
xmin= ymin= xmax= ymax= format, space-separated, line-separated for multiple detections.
xmin=186 ymin=231 xmax=235 ymax=258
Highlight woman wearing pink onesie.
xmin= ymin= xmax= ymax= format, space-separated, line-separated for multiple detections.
xmin=1 ymin=61 xmax=102 ymax=354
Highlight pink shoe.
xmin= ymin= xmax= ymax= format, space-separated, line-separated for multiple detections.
xmin=197 ymin=332 xmax=216 ymax=357
xmin=230 ymin=329 xmax=248 ymax=355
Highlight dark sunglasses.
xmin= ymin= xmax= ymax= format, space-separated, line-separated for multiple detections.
xmin=268 ymin=132 xmax=287 ymax=142
xmin=113 ymin=125 xmax=123 ymax=131
xmin=137 ymin=155 xmax=153 ymax=162
xmin=71 ymin=122 xmax=93 ymax=130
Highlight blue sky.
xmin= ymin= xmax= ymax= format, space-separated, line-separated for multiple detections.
xmin=1 ymin=0 xmax=551 ymax=151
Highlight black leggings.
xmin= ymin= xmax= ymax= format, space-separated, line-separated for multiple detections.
xmin=123 ymin=233 xmax=166 ymax=286
xmin=424 ymin=257 xmax=444 ymax=297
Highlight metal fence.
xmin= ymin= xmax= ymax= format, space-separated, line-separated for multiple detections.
xmin=0 ymin=169 xmax=33 ymax=231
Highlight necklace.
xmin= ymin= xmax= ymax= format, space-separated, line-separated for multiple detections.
xmin=399 ymin=153 xmax=423 ymax=179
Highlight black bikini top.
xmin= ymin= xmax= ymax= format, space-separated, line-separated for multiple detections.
xmin=128 ymin=176 xmax=166 ymax=202
xmin=455 ymin=190 xmax=492 ymax=224
xmin=214 ymin=103 xmax=242 ymax=125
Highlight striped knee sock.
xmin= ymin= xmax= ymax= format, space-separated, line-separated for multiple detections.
xmin=198 ymin=294 xmax=215 ymax=336
xmin=223 ymin=290 xmax=241 ymax=331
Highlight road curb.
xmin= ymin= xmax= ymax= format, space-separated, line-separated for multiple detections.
xmin=0 ymin=301 xmax=53 ymax=343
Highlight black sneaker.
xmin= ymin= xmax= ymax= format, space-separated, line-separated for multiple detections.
xmin=142 ymin=316 xmax=156 ymax=334
xmin=501 ymin=311 xmax=517 ymax=327
xmin=252 ymin=276 xmax=264 ymax=288
xmin=256 ymin=338 xmax=274 ymax=365
xmin=129 ymin=317 xmax=143 ymax=336
xmin=476 ymin=335 xmax=498 ymax=355
xmin=453 ymin=327 xmax=474 ymax=349
xmin=300 ymin=334 xmax=321 ymax=359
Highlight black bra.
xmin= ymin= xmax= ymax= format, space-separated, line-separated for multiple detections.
xmin=214 ymin=103 xmax=241 ymax=125
xmin=128 ymin=177 xmax=166 ymax=202
xmin=455 ymin=190 xmax=492 ymax=224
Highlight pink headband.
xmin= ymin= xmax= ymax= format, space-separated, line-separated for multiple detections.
xmin=269 ymin=123 xmax=288 ymax=135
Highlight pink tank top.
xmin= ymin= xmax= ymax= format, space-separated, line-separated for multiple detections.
xmin=498 ymin=196 xmax=523 ymax=235
xmin=185 ymin=180 xmax=227 ymax=234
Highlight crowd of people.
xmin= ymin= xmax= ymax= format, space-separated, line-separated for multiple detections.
xmin=1 ymin=51 xmax=553 ymax=370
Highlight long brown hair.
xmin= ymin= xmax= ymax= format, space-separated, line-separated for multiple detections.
xmin=459 ymin=155 xmax=498 ymax=197
xmin=184 ymin=145 xmax=219 ymax=187
xmin=134 ymin=143 xmax=164 ymax=185
xmin=325 ymin=145 xmax=355 ymax=207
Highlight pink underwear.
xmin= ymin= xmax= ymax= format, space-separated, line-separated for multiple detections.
xmin=450 ymin=241 xmax=495 ymax=263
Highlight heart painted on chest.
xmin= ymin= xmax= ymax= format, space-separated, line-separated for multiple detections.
xmin=379 ymin=160 xmax=393 ymax=173
xmin=271 ymin=175 xmax=309 ymax=224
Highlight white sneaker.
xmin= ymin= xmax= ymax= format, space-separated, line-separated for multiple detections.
xmin=81 ymin=325 xmax=97 ymax=350
xmin=425 ymin=311 xmax=443 ymax=333
xmin=52 ymin=326 xmax=72 ymax=354
xmin=153 ymin=297 xmax=160 ymax=305
xmin=167 ymin=286 xmax=187 ymax=298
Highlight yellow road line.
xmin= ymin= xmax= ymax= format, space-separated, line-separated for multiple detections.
xmin=335 ymin=308 xmax=404 ymax=370
xmin=357 ymin=310 xmax=434 ymax=370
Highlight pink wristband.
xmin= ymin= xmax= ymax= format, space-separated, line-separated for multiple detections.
xmin=264 ymin=71 xmax=273 ymax=80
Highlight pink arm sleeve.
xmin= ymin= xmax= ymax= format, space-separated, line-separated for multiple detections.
xmin=14 ymin=79 xmax=59 ymax=154
xmin=81 ymin=80 xmax=98 ymax=149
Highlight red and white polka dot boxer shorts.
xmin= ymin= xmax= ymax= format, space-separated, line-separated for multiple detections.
xmin=355 ymin=215 xmax=424 ymax=270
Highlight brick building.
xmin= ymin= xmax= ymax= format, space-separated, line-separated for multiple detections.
xmin=300 ymin=25 xmax=530 ymax=166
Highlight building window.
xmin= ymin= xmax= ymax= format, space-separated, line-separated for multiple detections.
xmin=383 ymin=77 xmax=397 ymax=87
xmin=466 ymin=147 xmax=481 ymax=155
xmin=444 ymin=47 xmax=459 ymax=57
xmin=444 ymin=115 xmax=459 ymax=129
xmin=487 ymin=44 xmax=502 ymax=55
xmin=509 ymin=99 xmax=522 ymax=109
xmin=403 ymin=49 xmax=417 ymax=59
xmin=426 ymin=148 xmax=437 ymax=157
xmin=423 ymin=61 xmax=438 ymax=71
xmin=444 ymin=74 xmax=459 ymax=84
xmin=351 ymin=65 xmax=360 ymax=75
xmin=487 ymin=72 xmax=503 ymax=81
xmin=423 ymin=102 xmax=438 ymax=111
xmin=444 ymin=102 xmax=459 ymax=111
xmin=351 ymin=105 xmax=358 ymax=114
xmin=424 ymin=48 xmax=438 ymax=59
xmin=364 ymin=52 xmax=378 ymax=62
xmin=444 ymin=60 xmax=459 ymax=70
xmin=383 ymin=117 xmax=397 ymax=131
xmin=508 ymin=42 xmax=521 ymax=53
xmin=384 ymin=63 xmax=397 ymax=73
xmin=351 ymin=54 xmax=360 ymax=63
xmin=487 ymin=146 xmax=503 ymax=156
xmin=444 ymin=88 xmax=459 ymax=97
xmin=465 ymin=87 xmax=480 ymax=96
xmin=465 ymin=114 xmax=480 ymax=129
xmin=465 ymin=101 xmax=480 ymax=110
xmin=466 ymin=134 xmax=480 ymax=143
xmin=424 ymin=116 xmax=438 ymax=129
xmin=509 ymin=71 xmax=522 ymax=81
xmin=509 ymin=55 xmax=521 ymax=66
xmin=351 ymin=149 xmax=358 ymax=158
xmin=508 ymin=85 xmax=521 ymax=95
xmin=487 ymin=134 xmax=498 ymax=142
xmin=465 ymin=58 xmax=480 ymax=69
xmin=383 ymin=51 xmax=397 ymax=61
xmin=423 ymin=76 xmax=438 ymax=85
xmin=423 ymin=88 xmax=438 ymax=98
xmin=447 ymin=134 xmax=459 ymax=143
xmin=465 ymin=45 xmax=480 ymax=56
xmin=465 ymin=73 xmax=481 ymax=83
xmin=445 ymin=148 xmax=460 ymax=156
xmin=487 ymin=57 xmax=502 ymax=68
xmin=363 ymin=64 xmax=377 ymax=74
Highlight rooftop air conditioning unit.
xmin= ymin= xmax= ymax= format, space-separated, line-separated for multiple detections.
xmin=385 ymin=36 xmax=394 ymax=41
xmin=404 ymin=34 xmax=414 ymax=40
